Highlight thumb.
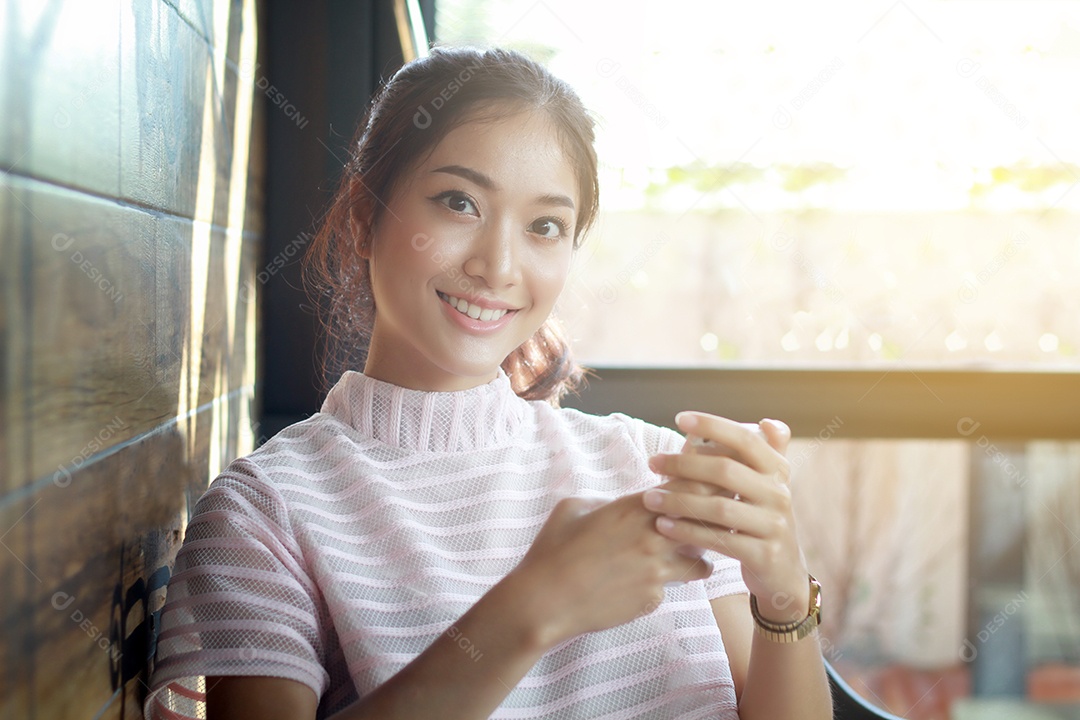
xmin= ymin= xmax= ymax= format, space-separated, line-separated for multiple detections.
xmin=758 ymin=418 xmax=791 ymax=454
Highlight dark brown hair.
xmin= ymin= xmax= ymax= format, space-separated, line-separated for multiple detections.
xmin=305 ymin=46 xmax=599 ymax=403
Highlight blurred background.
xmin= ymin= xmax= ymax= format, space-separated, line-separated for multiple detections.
xmin=433 ymin=3 xmax=1080 ymax=718
xmin=1 ymin=0 xmax=1077 ymax=718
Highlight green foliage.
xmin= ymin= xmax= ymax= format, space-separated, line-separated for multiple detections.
xmin=989 ymin=162 xmax=1080 ymax=192
xmin=662 ymin=161 xmax=765 ymax=192
xmin=646 ymin=161 xmax=847 ymax=198
xmin=970 ymin=161 xmax=1080 ymax=200
xmin=781 ymin=162 xmax=847 ymax=192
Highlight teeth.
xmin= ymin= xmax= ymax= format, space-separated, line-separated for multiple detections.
xmin=438 ymin=292 xmax=509 ymax=322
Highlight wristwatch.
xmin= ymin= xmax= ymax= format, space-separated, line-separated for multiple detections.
xmin=749 ymin=574 xmax=822 ymax=643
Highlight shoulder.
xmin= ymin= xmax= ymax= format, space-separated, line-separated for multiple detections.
xmin=243 ymin=410 xmax=366 ymax=485
xmin=191 ymin=411 xmax=356 ymax=523
xmin=252 ymin=410 xmax=356 ymax=462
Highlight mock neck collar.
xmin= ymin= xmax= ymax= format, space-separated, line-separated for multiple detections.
xmin=320 ymin=369 xmax=527 ymax=452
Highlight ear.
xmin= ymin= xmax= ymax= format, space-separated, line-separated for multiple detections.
xmin=350 ymin=208 xmax=372 ymax=259
xmin=349 ymin=179 xmax=380 ymax=260
xmin=349 ymin=186 xmax=376 ymax=259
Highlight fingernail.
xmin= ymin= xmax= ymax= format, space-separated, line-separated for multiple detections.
xmin=643 ymin=489 xmax=664 ymax=509
xmin=676 ymin=412 xmax=696 ymax=430
xmin=648 ymin=455 xmax=661 ymax=471
xmin=656 ymin=516 xmax=676 ymax=532
xmin=760 ymin=418 xmax=790 ymax=436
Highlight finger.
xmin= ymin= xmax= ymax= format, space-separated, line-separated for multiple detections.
xmin=649 ymin=452 xmax=762 ymax=501
xmin=656 ymin=477 xmax=714 ymax=496
xmin=759 ymin=418 xmax=792 ymax=456
xmin=677 ymin=412 xmax=792 ymax=485
xmin=675 ymin=412 xmax=778 ymax=474
xmin=656 ymin=514 xmax=751 ymax=559
xmin=643 ymin=489 xmax=773 ymax=537
xmin=681 ymin=434 xmax=742 ymax=459
xmin=682 ymin=425 xmax=762 ymax=462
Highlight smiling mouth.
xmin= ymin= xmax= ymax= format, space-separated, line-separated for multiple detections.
xmin=437 ymin=291 xmax=515 ymax=321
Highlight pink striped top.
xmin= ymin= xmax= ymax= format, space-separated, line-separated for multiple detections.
xmin=144 ymin=369 xmax=746 ymax=719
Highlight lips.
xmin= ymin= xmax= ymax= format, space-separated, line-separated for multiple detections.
xmin=437 ymin=291 xmax=516 ymax=322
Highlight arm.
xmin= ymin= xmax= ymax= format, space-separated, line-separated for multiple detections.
xmin=711 ymin=593 xmax=832 ymax=719
xmin=205 ymin=493 xmax=714 ymax=720
xmin=205 ymin=578 xmax=548 ymax=720
xmin=646 ymin=413 xmax=832 ymax=720
xmin=203 ymin=577 xmax=547 ymax=720
xmin=206 ymin=676 xmax=318 ymax=719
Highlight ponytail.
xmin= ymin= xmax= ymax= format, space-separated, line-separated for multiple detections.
xmin=501 ymin=318 xmax=584 ymax=404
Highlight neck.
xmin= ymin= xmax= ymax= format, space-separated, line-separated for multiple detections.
xmin=362 ymin=334 xmax=501 ymax=393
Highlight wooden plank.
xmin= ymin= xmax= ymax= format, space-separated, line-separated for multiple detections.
xmin=1 ymin=175 xmax=258 ymax=493
xmin=0 ymin=0 xmax=261 ymax=228
xmin=118 ymin=0 xmax=221 ymax=225
xmin=563 ymin=366 xmax=1080 ymax=440
xmin=167 ymin=0 xmax=252 ymax=66
xmin=1 ymin=3 xmax=264 ymax=718
xmin=158 ymin=0 xmax=262 ymax=229
xmin=0 ymin=0 xmax=123 ymax=197
xmin=1 ymin=171 xmax=22 ymax=507
xmin=0 ymin=400 xmax=251 ymax=719
xmin=163 ymin=0 xmax=222 ymax=50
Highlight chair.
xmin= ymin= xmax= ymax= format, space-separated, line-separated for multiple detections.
xmin=826 ymin=660 xmax=905 ymax=719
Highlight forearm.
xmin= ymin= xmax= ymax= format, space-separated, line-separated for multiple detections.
xmin=737 ymin=631 xmax=832 ymax=720
xmin=329 ymin=576 xmax=553 ymax=720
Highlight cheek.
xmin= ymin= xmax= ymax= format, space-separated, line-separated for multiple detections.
xmin=529 ymin=249 xmax=574 ymax=302
xmin=378 ymin=224 xmax=459 ymax=279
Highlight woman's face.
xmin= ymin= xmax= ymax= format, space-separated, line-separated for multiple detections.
xmin=362 ymin=107 xmax=578 ymax=392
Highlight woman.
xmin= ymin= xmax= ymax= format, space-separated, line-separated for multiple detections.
xmin=145 ymin=46 xmax=832 ymax=719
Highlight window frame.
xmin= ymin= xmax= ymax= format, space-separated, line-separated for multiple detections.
xmin=563 ymin=365 xmax=1080 ymax=440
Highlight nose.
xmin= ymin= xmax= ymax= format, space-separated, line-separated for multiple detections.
xmin=462 ymin=222 xmax=521 ymax=289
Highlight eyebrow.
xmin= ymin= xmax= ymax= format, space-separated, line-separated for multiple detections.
xmin=432 ymin=164 xmax=576 ymax=211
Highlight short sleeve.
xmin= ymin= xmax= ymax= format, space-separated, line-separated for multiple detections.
xmin=143 ymin=459 xmax=329 ymax=720
xmin=632 ymin=416 xmax=749 ymax=601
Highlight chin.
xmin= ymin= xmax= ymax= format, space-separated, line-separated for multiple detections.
xmin=452 ymin=360 xmax=505 ymax=382
xmin=428 ymin=354 xmax=505 ymax=386
xmin=437 ymin=341 xmax=521 ymax=378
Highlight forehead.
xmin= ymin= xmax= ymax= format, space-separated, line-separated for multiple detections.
xmin=420 ymin=108 xmax=578 ymax=198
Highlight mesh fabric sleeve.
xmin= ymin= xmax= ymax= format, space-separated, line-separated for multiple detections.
xmin=627 ymin=414 xmax=750 ymax=601
xmin=144 ymin=458 xmax=329 ymax=720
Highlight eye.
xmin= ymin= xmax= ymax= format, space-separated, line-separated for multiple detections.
xmin=529 ymin=217 xmax=569 ymax=240
xmin=431 ymin=191 xmax=479 ymax=216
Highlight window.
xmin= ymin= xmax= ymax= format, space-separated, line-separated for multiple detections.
xmin=439 ymin=0 xmax=1079 ymax=368
xmin=436 ymin=2 xmax=1080 ymax=716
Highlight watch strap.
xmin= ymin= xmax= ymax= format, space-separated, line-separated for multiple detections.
xmin=750 ymin=574 xmax=822 ymax=643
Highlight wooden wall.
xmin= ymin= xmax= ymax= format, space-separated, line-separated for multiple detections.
xmin=1 ymin=0 xmax=264 ymax=716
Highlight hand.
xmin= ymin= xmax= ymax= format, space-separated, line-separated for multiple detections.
xmin=504 ymin=492 xmax=714 ymax=647
xmin=643 ymin=412 xmax=811 ymax=625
